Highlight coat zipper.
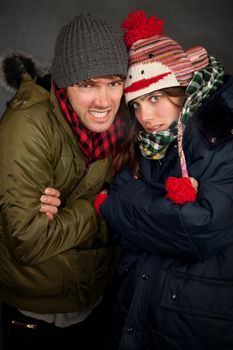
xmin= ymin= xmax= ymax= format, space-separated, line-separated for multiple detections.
xmin=11 ymin=319 xmax=37 ymax=329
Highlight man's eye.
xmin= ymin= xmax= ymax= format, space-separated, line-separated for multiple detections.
xmin=75 ymin=83 xmax=92 ymax=88
xmin=110 ymin=81 xmax=123 ymax=87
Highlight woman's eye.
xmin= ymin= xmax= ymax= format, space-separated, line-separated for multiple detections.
xmin=150 ymin=95 xmax=160 ymax=102
xmin=132 ymin=102 xmax=139 ymax=109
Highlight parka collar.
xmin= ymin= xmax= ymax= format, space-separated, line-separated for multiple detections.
xmin=9 ymin=76 xmax=50 ymax=110
xmin=193 ymin=75 xmax=233 ymax=147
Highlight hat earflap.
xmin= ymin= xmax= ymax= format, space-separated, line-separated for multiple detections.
xmin=186 ymin=46 xmax=209 ymax=72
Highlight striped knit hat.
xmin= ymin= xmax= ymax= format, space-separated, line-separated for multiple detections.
xmin=122 ymin=10 xmax=209 ymax=104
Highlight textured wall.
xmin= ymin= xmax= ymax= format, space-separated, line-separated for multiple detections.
xmin=0 ymin=0 xmax=232 ymax=116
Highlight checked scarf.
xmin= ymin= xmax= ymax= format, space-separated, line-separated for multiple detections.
xmin=137 ymin=56 xmax=224 ymax=160
xmin=55 ymin=86 xmax=126 ymax=163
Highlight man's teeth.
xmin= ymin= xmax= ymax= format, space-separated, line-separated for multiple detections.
xmin=90 ymin=111 xmax=108 ymax=118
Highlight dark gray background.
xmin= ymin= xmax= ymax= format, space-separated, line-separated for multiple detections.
xmin=0 ymin=0 xmax=233 ymax=117
xmin=0 ymin=0 xmax=232 ymax=348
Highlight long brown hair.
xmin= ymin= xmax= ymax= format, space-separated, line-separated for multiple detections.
xmin=112 ymin=86 xmax=187 ymax=177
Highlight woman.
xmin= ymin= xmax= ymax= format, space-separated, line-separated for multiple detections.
xmin=41 ymin=10 xmax=233 ymax=350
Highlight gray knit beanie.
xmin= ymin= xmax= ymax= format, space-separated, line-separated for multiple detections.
xmin=50 ymin=13 xmax=128 ymax=87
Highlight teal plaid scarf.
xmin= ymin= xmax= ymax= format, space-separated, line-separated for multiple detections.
xmin=137 ymin=56 xmax=224 ymax=160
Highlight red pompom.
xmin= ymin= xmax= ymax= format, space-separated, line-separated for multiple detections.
xmin=121 ymin=9 xmax=164 ymax=48
xmin=94 ymin=193 xmax=108 ymax=216
xmin=165 ymin=177 xmax=196 ymax=204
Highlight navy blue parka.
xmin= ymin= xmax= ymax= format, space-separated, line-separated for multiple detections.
xmin=101 ymin=76 xmax=233 ymax=350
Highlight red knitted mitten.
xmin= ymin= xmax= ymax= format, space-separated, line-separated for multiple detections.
xmin=94 ymin=193 xmax=108 ymax=216
xmin=165 ymin=177 xmax=196 ymax=204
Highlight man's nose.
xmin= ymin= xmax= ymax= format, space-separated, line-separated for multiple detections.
xmin=94 ymin=88 xmax=110 ymax=108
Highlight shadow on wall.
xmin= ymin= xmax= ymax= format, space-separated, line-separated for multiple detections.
xmin=0 ymin=90 xmax=14 ymax=118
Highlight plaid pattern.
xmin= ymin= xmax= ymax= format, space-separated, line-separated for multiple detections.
xmin=55 ymin=86 xmax=126 ymax=163
xmin=181 ymin=55 xmax=224 ymax=124
xmin=137 ymin=56 xmax=224 ymax=160
xmin=138 ymin=125 xmax=177 ymax=160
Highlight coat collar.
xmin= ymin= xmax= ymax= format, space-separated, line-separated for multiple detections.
xmin=193 ymin=75 xmax=233 ymax=147
xmin=9 ymin=76 xmax=50 ymax=109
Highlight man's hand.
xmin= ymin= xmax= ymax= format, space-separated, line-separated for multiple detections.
xmin=39 ymin=188 xmax=61 ymax=220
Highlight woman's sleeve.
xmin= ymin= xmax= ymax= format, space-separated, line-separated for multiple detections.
xmin=108 ymin=165 xmax=135 ymax=194
xmin=101 ymin=145 xmax=233 ymax=262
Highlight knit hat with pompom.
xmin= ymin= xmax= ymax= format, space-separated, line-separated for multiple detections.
xmin=122 ymin=10 xmax=209 ymax=104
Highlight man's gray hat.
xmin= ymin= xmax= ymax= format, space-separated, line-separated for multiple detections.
xmin=50 ymin=13 xmax=128 ymax=87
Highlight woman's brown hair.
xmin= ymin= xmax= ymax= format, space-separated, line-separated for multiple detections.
xmin=112 ymin=86 xmax=187 ymax=177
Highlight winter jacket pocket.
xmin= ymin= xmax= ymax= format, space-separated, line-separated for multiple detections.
xmin=161 ymin=272 xmax=233 ymax=320
xmin=158 ymin=272 xmax=233 ymax=348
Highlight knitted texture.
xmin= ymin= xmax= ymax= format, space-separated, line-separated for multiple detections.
xmin=55 ymin=85 xmax=127 ymax=163
xmin=51 ymin=14 xmax=128 ymax=87
xmin=122 ymin=10 xmax=209 ymax=104
xmin=94 ymin=193 xmax=108 ymax=217
xmin=165 ymin=177 xmax=197 ymax=204
xmin=136 ymin=56 xmax=224 ymax=161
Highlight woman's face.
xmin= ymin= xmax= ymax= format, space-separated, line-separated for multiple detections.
xmin=130 ymin=91 xmax=184 ymax=133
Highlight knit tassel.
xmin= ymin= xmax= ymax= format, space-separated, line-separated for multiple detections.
xmin=165 ymin=113 xmax=197 ymax=204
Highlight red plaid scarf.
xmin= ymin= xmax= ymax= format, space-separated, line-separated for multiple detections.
xmin=55 ymin=85 xmax=126 ymax=163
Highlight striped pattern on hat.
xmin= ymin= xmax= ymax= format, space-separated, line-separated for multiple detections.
xmin=124 ymin=34 xmax=209 ymax=104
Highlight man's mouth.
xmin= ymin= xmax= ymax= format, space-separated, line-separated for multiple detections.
xmin=89 ymin=110 xmax=110 ymax=119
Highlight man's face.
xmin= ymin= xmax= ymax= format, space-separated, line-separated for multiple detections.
xmin=67 ymin=76 xmax=124 ymax=133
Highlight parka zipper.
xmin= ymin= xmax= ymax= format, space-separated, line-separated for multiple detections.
xmin=11 ymin=319 xmax=37 ymax=329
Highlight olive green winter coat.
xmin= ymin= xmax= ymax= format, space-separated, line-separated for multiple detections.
xmin=0 ymin=77 xmax=115 ymax=313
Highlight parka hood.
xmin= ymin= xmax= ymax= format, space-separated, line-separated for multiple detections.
xmin=0 ymin=52 xmax=49 ymax=91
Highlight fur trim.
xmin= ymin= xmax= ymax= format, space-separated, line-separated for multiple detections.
xmin=0 ymin=52 xmax=49 ymax=91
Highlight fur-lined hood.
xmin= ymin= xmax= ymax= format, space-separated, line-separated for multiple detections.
xmin=0 ymin=53 xmax=49 ymax=92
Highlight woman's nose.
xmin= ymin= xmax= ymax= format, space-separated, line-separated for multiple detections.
xmin=138 ymin=105 xmax=154 ymax=123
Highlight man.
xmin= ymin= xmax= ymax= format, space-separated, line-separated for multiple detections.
xmin=0 ymin=13 xmax=128 ymax=350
